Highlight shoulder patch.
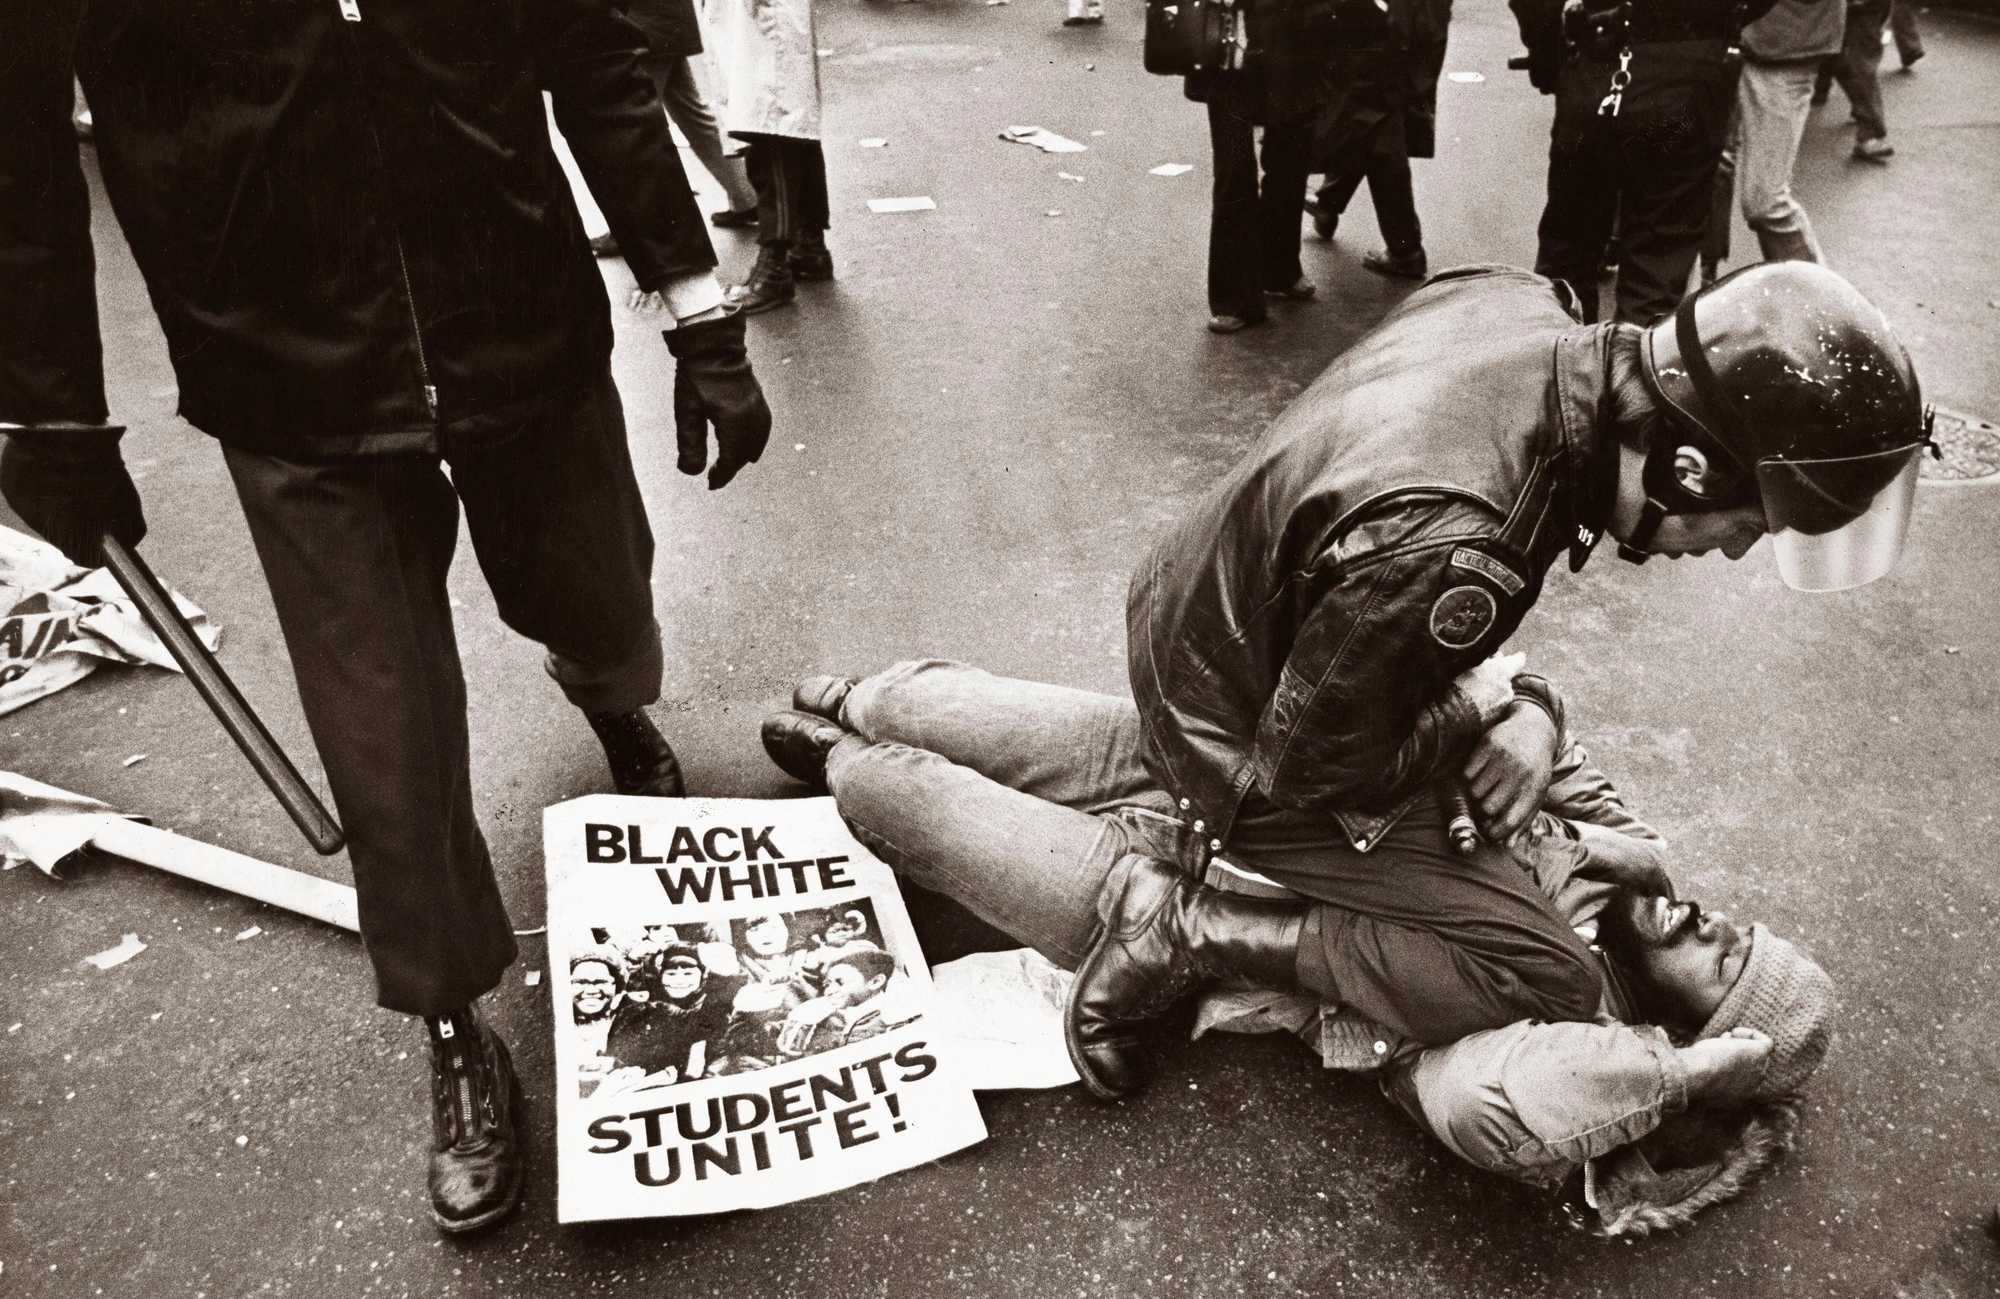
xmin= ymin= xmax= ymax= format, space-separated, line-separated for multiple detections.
xmin=1430 ymin=585 xmax=1498 ymax=650
xmin=1450 ymin=546 xmax=1526 ymax=597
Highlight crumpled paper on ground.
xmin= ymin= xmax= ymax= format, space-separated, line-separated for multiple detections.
xmin=998 ymin=125 xmax=1087 ymax=154
xmin=0 ymin=770 xmax=144 ymax=875
xmin=0 ymin=525 xmax=222 ymax=715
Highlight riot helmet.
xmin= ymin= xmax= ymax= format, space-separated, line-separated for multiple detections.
xmin=1637 ymin=262 xmax=1932 ymax=591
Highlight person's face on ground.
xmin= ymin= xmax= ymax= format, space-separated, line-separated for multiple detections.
xmin=660 ymin=960 xmax=704 ymax=999
xmin=572 ymin=960 xmax=618 ymax=1020
xmin=1603 ymin=893 xmax=1752 ymax=1025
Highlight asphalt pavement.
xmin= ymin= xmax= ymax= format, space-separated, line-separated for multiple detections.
xmin=4 ymin=2 xmax=1999 ymax=1296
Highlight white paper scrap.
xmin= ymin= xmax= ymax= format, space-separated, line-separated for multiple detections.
xmin=1056 ymin=171 xmax=1085 ymax=183
xmin=867 ymin=196 xmax=937 ymax=214
xmin=122 ymin=754 xmax=147 ymax=768
xmin=1045 ymin=209 xmax=1063 ymax=217
xmin=1448 ymin=70 xmax=1486 ymax=83
xmin=999 ymin=125 xmax=1087 ymax=154
xmin=235 ymin=926 xmax=262 ymax=941
xmin=858 ymin=137 xmax=889 ymax=148
xmin=85 ymin=933 xmax=146 ymax=970
xmin=524 ymin=969 xmax=543 ymax=987
xmin=1149 ymin=162 xmax=1194 ymax=177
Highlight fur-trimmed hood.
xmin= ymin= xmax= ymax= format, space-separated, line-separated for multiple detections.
xmin=1583 ymin=1100 xmax=1802 ymax=1236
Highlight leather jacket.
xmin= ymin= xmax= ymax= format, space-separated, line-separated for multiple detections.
xmin=1 ymin=0 xmax=716 ymax=456
xmin=1126 ymin=265 xmax=1620 ymax=866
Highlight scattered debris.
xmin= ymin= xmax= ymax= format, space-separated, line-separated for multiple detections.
xmin=1447 ymin=70 xmax=1485 ymax=83
xmin=1148 ymin=162 xmax=1194 ymax=177
xmin=512 ymin=924 xmax=547 ymax=937
xmin=1045 ymin=209 xmax=1063 ymax=217
xmin=1084 ymin=62 xmax=1096 ymax=71
xmin=525 ymin=969 xmax=543 ymax=987
xmin=999 ymin=125 xmax=1087 ymax=154
xmin=867 ymin=196 xmax=937 ymax=214
xmin=122 ymin=754 xmax=147 ymax=768
xmin=84 ymin=933 xmax=146 ymax=970
xmin=1945 ymin=646 xmax=1961 ymax=654
xmin=235 ymin=925 xmax=262 ymax=941
xmin=1056 ymin=171 xmax=1085 ymax=183
xmin=795 ymin=443 xmax=807 ymax=452
xmin=1089 ymin=130 xmax=1106 ymax=136
xmin=858 ymin=137 xmax=889 ymax=148
xmin=235 ymin=1134 xmax=249 ymax=1147
xmin=7 ymin=1022 xmax=20 ymax=1033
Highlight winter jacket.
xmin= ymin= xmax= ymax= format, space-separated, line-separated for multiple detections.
xmin=710 ymin=0 xmax=822 ymax=140
xmin=1126 ymin=265 xmax=1618 ymax=870
xmin=1315 ymin=0 xmax=1454 ymax=165
xmin=0 ymin=0 xmax=716 ymax=457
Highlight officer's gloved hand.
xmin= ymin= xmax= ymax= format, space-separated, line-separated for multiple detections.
xmin=0 ymin=424 xmax=147 ymax=567
xmin=661 ymin=307 xmax=772 ymax=491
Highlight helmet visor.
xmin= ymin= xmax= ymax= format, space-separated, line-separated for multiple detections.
xmin=1756 ymin=444 xmax=1924 ymax=592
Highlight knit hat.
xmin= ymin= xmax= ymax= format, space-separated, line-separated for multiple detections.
xmin=1697 ymin=924 xmax=1835 ymax=1100
xmin=570 ymin=945 xmax=626 ymax=985
xmin=659 ymin=943 xmax=703 ymax=970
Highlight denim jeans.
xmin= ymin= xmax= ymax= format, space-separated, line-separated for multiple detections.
xmin=822 ymin=661 xmax=1599 ymax=1046
xmin=1734 ymin=60 xmax=1825 ymax=262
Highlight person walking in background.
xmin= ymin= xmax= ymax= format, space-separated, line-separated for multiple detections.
xmin=1817 ymin=0 xmax=1896 ymax=159
xmin=1306 ymin=0 xmax=1453 ymax=280
xmin=711 ymin=0 xmax=833 ymax=313
xmin=1887 ymin=0 xmax=1923 ymax=69
xmin=593 ymin=0 xmax=761 ymax=258
xmin=1722 ymin=0 xmax=1845 ymax=266
xmin=1190 ymin=0 xmax=1335 ymax=334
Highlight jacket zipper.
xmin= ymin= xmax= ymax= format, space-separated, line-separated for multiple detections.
xmin=335 ymin=0 xmax=439 ymax=422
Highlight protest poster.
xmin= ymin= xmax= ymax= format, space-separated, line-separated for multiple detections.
xmin=544 ymin=794 xmax=987 ymax=1223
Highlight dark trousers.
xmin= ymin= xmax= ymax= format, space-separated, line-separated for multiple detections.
xmin=744 ymin=134 xmax=829 ymax=247
xmin=1535 ymin=41 xmax=1738 ymax=324
xmin=1315 ymin=122 xmax=1423 ymax=255
xmin=1205 ymin=86 xmax=1313 ymax=319
xmin=222 ymin=371 xmax=662 ymax=1015
xmin=1824 ymin=0 xmax=1891 ymax=140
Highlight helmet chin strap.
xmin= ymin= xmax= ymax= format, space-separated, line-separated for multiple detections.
xmin=1616 ymin=497 xmax=1667 ymax=564
xmin=1616 ymin=439 xmax=1737 ymax=564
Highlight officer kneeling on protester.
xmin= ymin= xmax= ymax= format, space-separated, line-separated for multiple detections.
xmin=2 ymin=0 xmax=773 ymax=1235
xmin=761 ymin=663 xmax=1836 ymax=1234
xmin=1513 ymin=0 xmax=1776 ymax=323
xmin=756 ymin=258 xmax=1926 ymax=1106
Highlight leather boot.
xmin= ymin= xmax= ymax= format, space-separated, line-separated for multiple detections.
xmin=792 ymin=674 xmax=857 ymax=722
xmin=760 ymin=709 xmax=849 ymax=791
xmin=1065 ymin=857 xmax=1305 ymax=1101
xmin=725 ymin=243 xmax=796 ymax=315
xmin=427 ymin=1007 xmax=524 ymax=1234
xmin=787 ymin=230 xmax=835 ymax=281
xmin=585 ymin=708 xmax=686 ymax=798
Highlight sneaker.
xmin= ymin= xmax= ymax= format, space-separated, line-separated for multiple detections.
xmin=1264 ymin=276 xmax=1316 ymax=301
xmin=1853 ymin=136 xmax=1895 ymax=162
xmin=1206 ymin=312 xmax=1266 ymax=334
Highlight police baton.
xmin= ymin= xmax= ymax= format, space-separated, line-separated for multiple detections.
xmin=99 ymin=535 xmax=346 ymax=856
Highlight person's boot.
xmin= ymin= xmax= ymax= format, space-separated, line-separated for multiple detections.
xmin=792 ymin=674 xmax=858 ymax=722
xmin=1065 ymin=857 xmax=1305 ymax=1100
xmin=787 ymin=230 xmax=835 ymax=282
xmin=725 ymin=243 xmax=796 ymax=315
xmin=760 ymin=709 xmax=848 ymax=791
xmin=426 ymin=1006 xmax=524 ymax=1235
xmin=585 ymin=708 xmax=687 ymax=797
xmin=1361 ymin=245 xmax=1428 ymax=280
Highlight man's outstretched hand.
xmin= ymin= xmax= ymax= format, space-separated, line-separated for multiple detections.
xmin=661 ymin=308 xmax=772 ymax=490
xmin=1679 ymin=1028 xmax=1773 ymax=1104
xmin=0 ymin=424 xmax=146 ymax=566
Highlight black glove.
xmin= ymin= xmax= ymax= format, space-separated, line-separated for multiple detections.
xmin=0 ymin=425 xmax=146 ymax=567
xmin=661 ymin=308 xmax=772 ymax=491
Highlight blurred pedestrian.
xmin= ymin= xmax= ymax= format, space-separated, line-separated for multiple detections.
xmin=1818 ymin=0 xmax=1896 ymax=160
xmin=1887 ymin=0 xmax=1923 ymax=69
xmin=592 ymin=0 xmax=761 ymax=257
xmin=1189 ymin=0 xmax=1336 ymax=333
xmin=3 ymin=0 xmax=773 ymax=1237
xmin=1729 ymin=0 xmax=1846 ymax=264
xmin=711 ymin=0 xmax=833 ymax=312
xmin=1307 ymin=0 xmax=1453 ymax=280
xmin=1513 ymin=0 xmax=1772 ymax=322
xmin=1064 ymin=0 xmax=1107 ymax=25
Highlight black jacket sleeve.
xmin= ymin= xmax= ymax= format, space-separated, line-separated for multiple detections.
xmin=529 ymin=0 xmax=716 ymax=292
xmin=0 ymin=0 xmax=110 ymax=426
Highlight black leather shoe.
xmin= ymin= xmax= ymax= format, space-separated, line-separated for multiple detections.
xmin=761 ymin=709 xmax=848 ymax=791
xmin=588 ymin=232 xmax=621 ymax=259
xmin=725 ymin=244 xmax=796 ymax=315
xmin=1065 ymin=858 xmax=1305 ymax=1100
xmin=1361 ymin=246 xmax=1428 ymax=280
xmin=585 ymin=709 xmax=687 ymax=798
xmin=792 ymin=675 xmax=858 ymax=722
xmin=710 ymin=205 xmax=758 ymax=229
xmin=787 ymin=232 xmax=835 ymax=281
xmin=427 ymin=1010 xmax=524 ymax=1235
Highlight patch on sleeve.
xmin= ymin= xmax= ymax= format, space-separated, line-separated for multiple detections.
xmin=1450 ymin=546 xmax=1526 ymax=596
xmin=1430 ymin=585 xmax=1499 ymax=650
